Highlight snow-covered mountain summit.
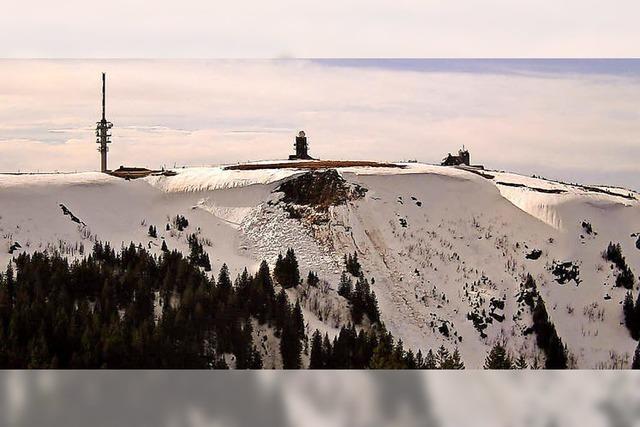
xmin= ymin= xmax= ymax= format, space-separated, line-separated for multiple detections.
xmin=1 ymin=162 xmax=638 ymax=368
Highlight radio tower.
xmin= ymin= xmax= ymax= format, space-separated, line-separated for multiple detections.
xmin=96 ymin=73 xmax=113 ymax=172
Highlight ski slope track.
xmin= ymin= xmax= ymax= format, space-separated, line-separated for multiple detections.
xmin=1 ymin=163 xmax=639 ymax=368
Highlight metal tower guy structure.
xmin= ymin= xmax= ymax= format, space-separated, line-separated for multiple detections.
xmin=96 ymin=73 xmax=113 ymax=172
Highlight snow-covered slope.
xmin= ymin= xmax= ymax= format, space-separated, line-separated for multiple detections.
xmin=1 ymin=164 xmax=638 ymax=368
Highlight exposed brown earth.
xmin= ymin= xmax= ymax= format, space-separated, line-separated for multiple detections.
xmin=109 ymin=167 xmax=177 ymax=179
xmin=225 ymin=160 xmax=404 ymax=171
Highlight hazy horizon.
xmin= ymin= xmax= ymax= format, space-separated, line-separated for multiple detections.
xmin=0 ymin=59 xmax=638 ymax=189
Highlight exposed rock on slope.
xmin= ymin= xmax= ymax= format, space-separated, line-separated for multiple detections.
xmin=275 ymin=169 xmax=367 ymax=211
xmin=59 ymin=204 xmax=86 ymax=226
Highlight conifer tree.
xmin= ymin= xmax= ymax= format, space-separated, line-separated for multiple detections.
xmin=280 ymin=318 xmax=302 ymax=369
xmin=623 ymin=291 xmax=638 ymax=339
xmin=415 ymin=350 xmax=425 ymax=369
xmin=484 ymin=343 xmax=513 ymax=369
xmin=175 ymin=215 xmax=189 ymax=231
xmin=187 ymin=234 xmax=210 ymax=271
xmin=309 ymin=330 xmax=324 ymax=369
xmin=531 ymin=295 xmax=567 ymax=369
xmin=273 ymin=254 xmax=285 ymax=285
xmin=514 ymin=354 xmax=528 ymax=369
xmin=274 ymin=290 xmax=289 ymax=333
xmin=531 ymin=356 xmax=541 ymax=370
xmin=394 ymin=339 xmax=406 ymax=365
xmin=424 ymin=349 xmax=437 ymax=369
xmin=632 ymin=341 xmax=640 ymax=369
xmin=545 ymin=334 xmax=568 ymax=369
xmin=448 ymin=348 xmax=465 ymax=369
xmin=234 ymin=320 xmax=254 ymax=369
xmin=617 ymin=266 xmax=636 ymax=290
xmin=307 ymin=271 xmax=319 ymax=287
xmin=370 ymin=332 xmax=404 ymax=369
xmin=435 ymin=346 xmax=451 ymax=369
xmin=256 ymin=261 xmax=273 ymax=296
xmin=201 ymin=252 xmax=212 ymax=272
xmin=604 ymin=242 xmax=625 ymax=268
xmin=405 ymin=350 xmax=417 ymax=369
xmin=293 ymin=300 xmax=305 ymax=339
xmin=322 ymin=333 xmax=333 ymax=368
xmin=5 ymin=264 xmax=15 ymax=307
xmin=217 ymin=264 xmax=232 ymax=302
xmin=274 ymin=249 xmax=301 ymax=288
xmin=285 ymin=248 xmax=300 ymax=288
xmin=337 ymin=272 xmax=352 ymax=298
xmin=345 ymin=252 xmax=362 ymax=277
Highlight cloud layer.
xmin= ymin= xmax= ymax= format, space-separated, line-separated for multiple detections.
xmin=0 ymin=59 xmax=638 ymax=188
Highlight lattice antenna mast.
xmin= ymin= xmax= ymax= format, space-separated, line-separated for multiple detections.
xmin=96 ymin=73 xmax=113 ymax=172
xmin=101 ymin=73 xmax=106 ymax=121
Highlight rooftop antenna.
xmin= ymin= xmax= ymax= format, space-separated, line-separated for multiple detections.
xmin=96 ymin=72 xmax=113 ymax=173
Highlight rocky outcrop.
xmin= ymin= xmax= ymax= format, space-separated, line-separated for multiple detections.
xmin=275 ymin=169 xmax=367 ymax=211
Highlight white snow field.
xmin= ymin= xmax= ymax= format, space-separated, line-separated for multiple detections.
xmin=0 ymin=163 xmax=638 ymax=368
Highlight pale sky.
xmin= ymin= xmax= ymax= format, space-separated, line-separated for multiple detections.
xmin=0 ymin=59 xmax=638 ymax=189
xmin=2 ymin=1 xmax=639 ymax=57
